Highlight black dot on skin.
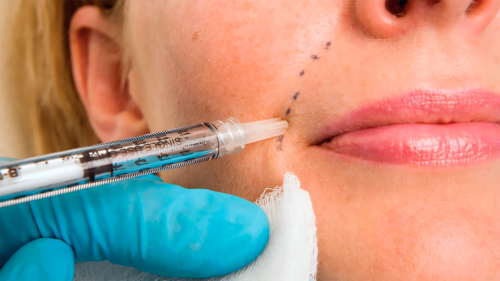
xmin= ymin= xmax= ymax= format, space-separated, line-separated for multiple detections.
xmin=293 ymin=92 xmax=300 ymax=100
xmin=299 ymin=70 xmax=305 ymax=76
xmin=277 ymin=136 xmax=283 ymax=142
xmin=277 ymin=145 xmax=282 ymax=151
xmin=326 ymin=41 xmax=331 ymax=49
xmin=286 ymin=108 xmax=291 ymax=115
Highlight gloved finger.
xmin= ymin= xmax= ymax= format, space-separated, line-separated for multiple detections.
xmin=0 ymin=176 xmax=269 ymax=279
xmin=0 ymin=238 xmax=74 ymax=281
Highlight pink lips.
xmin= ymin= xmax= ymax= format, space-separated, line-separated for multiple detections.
xmin=320 ymin=90 xmax=500 ymax=167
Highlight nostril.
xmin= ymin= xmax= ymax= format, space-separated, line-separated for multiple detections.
xmin=466 ymin=0 xmax=483 ymax=14
xmin=385 ymin=0 xmax=409 ymax=17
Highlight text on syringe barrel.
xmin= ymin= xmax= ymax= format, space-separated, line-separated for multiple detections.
xmin=0 ymin=123 xmax=220 ymax=199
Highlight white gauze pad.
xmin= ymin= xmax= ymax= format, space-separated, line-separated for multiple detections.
xmin=74 ymin=173 xmax=318 ymax=281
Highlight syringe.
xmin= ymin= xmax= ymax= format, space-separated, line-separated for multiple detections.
xmin=0 ymin=117 xmax=288 ymax=208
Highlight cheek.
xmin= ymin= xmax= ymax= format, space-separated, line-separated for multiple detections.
xmin=129 ymin=0 xmax=340 ymax=199
xmin=158 ymin=0 xmax=339 ymax=122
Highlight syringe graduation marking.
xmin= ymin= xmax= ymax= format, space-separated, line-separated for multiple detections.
xmin=106 ymin=136 xmax=213 ymax=164
xmin=0 ymin=123 xmax=205 ymax=170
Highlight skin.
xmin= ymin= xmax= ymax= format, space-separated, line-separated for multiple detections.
xmin=69 ymin=0 xmax=500 ymax=280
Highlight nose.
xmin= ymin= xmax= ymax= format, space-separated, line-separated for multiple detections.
xmin=354 ymin=0 xmax=500 ymax=38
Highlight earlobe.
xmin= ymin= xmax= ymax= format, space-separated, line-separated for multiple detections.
xmin=69 ymin=6 xmax=148 ymax=143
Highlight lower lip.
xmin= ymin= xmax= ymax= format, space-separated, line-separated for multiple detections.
xmin=323 ymin=122 xmax=500 ymax=167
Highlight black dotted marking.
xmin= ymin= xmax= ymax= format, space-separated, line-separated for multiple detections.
xmin=287 ymin=39 xmax=332 ymax=129
xmin=277 ymin=136 xmax=283 ymax=142
xmin=277 ymin=145 xmax=282 ymax=151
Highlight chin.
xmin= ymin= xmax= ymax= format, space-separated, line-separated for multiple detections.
xmin=364 ymin=202 xmax=500 ymax=280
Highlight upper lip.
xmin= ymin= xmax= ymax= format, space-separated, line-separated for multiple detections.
xmin=317 ymin=89 xmax=500 ymax=144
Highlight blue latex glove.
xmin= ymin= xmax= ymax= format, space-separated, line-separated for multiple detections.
xmin=0 ymin=158 xmax=269 ymax=280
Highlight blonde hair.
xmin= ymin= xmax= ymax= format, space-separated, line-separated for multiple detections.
xmin=3 ymin=0 xmax=125 ymax=156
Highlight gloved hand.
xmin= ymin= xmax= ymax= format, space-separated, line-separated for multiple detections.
xmin=0 ymin=158 xmax=269 ymax=280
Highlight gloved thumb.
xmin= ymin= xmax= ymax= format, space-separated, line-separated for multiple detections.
xmin=0 ymin=238 xmax=74 ymax=281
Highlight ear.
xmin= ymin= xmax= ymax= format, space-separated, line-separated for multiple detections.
xmin=69 ymin=6 xmax=149 ymax=142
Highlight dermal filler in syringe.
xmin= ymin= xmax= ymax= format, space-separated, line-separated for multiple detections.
xmin=0 ymin=117 xmax=288 ymax=208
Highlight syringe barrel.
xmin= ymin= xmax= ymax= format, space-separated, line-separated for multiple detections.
xmin=0 ymin=118 xmax=247 ymax=204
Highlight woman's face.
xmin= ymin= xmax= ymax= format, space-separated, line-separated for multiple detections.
xmin=123 ymin=1 xmax=500 ymax=279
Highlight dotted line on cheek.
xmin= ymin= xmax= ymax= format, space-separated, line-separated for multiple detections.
xmin=278 ymin=39 xmax=333 ymax=152
xmin=286 ymin=40 xmax=332 ymax=117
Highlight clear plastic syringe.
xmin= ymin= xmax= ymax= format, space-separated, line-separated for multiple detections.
xmin=0 ymin=117 xmax=288 ymax=208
